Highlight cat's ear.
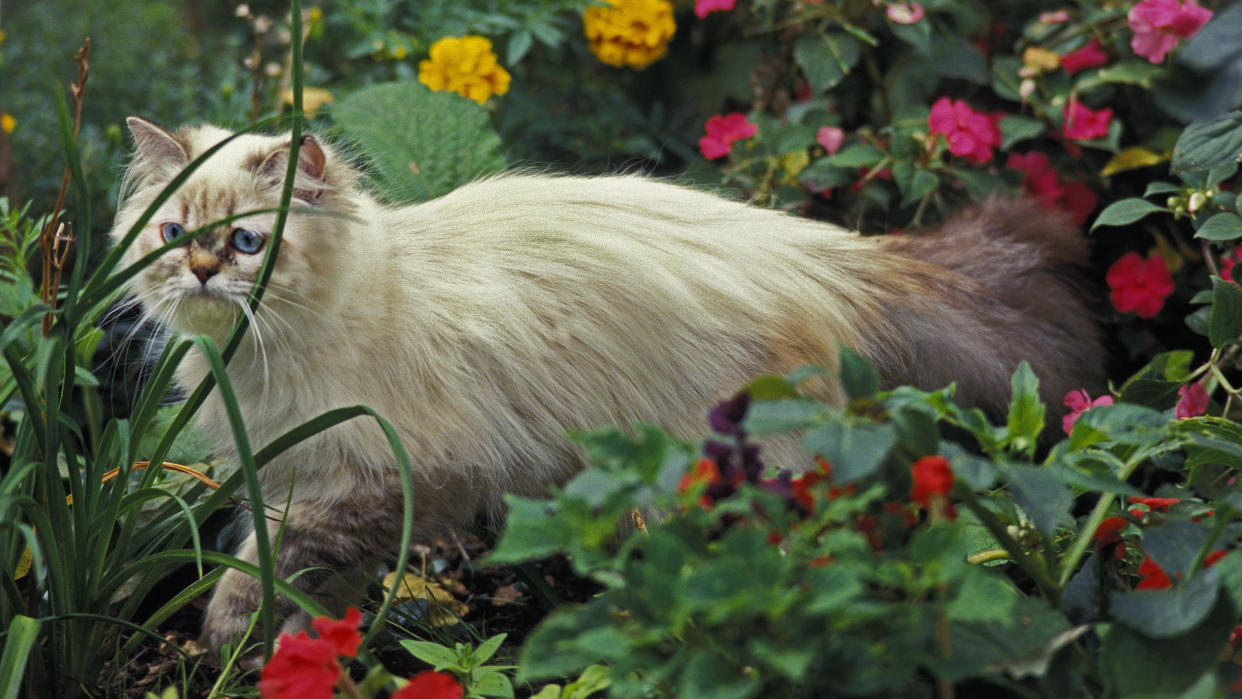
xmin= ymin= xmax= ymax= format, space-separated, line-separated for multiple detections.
xmin=126 ymin=116 xmax=188 ymax=166
xmin=258 ymin=135 xmax=327 ymax=202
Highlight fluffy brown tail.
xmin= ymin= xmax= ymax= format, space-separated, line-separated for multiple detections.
xmin=869 ymin=197 xmax=1104 ymax=421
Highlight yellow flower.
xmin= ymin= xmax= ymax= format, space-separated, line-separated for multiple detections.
xmin=1 ymin=114 xmax=14 ymax=135
xmin=583 ymin=0 xmax=676 ymax=70
xmin=418 ymin=36 xmax=511 ymax=105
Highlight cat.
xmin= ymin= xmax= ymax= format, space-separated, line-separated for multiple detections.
xmin=109 ymin=116 xmax=1103 ymax=654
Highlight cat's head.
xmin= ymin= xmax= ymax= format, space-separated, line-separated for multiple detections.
xmin=110 ymin=117 xmax=356 ymax=341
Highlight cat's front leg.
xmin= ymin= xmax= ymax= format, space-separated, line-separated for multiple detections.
xmin=200 ymin=494 xmax=401 ymax=656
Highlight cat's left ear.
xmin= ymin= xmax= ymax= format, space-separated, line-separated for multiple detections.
xmin=259 ymin=134 xmax=327 ymax=202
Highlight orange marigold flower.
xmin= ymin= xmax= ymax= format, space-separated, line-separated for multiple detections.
xmin=583 ymin=0 xmax=676 ymax=70
xmin=417 ymin=36 xmax=511 ymax=105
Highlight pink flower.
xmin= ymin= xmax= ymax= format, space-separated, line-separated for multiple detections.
xmin=1128 ymin=0 xmax=1213 ymax=64
xmin=1221 ymin=248 xmax=1239 ymax=282
xmin=1062 ymin=98 xmax=1113 ymax=141
xmin=259 ymin=631 xmax=340 ymax=699
xmin=695 ymin=0 xmax=735 ymax=18
xmin=886 ymin=3 xmax=924 ymax=24
xmin=1176 ymin=382 xmax=1209 ymax=418
xmin=927 ymin=97 xmax=1001 ymax=163
xmin=1062 ymin=389 xmax=1114 ymax=435
xmin=1060 ymin=38 xmax=1109 ymax=74
xmin=698 ymin=112 xmax=757 ymax=160
xmin=1004 ymin=151 xmax=1098 ymax=226
xmin=392 ymin=671 xmax=464 ymax=699
xmin=1106 ymin=252 xmax=1175 ymax=318
xmin=816 ymin=126 xmax=845 ymax=155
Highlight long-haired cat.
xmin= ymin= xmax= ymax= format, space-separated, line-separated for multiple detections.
xmin=110 ymin=117 xmax=1103 ymax=653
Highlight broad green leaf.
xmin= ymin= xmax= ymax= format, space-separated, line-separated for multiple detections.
xmin=839 ymin=344 xmax=879 ymax=400
xmin=1143 ymin=520 xmax=1212 ymax=576
xmin=1005 ymin=362 xmax=1044 ymax=456
xmin=801 ymin=419 xmax=895 ymax=482
xmin=1110 ymin=569 xmax=1221 ymax=638
xmin=400 ymin=639 xmax=463 ymax=670
xmin=1080 ymin=61 xmax=1163 ymax=89
xmin=892 ymin=161 xmax=939 ymax=207
xmin=1005 ymin=466 xmax=1073 ymax=537
xmin=1172 ymin=110 xmax=1242 ymax=175
xmin=1118 ymin=350 xmax=1193 ymax=407
xmin=679 ymin=650 xmax=762 ymax=699
xmin=1073 ymin=404 xmax=1168 ymax=447
xmin=1143 ymin=181 xmax=1181 ymax=197
xmin=824 ymin=143 xmax=885 ymax=169
xmin=744 ymin=398 xmax=827 ymax=437
xmin=1208 ymin=276 xmax=1242 ymax=348
xmin=1090 ymin=198 xmax=1166 ymax=231
xmin=331 ymin=81 xmax=506 ymax=202
xmin=798 ymin=160 xmax=859 ymax=190
xmin=1101 ymin=595 xmax=1235 ymax=697
xmin=794 ymin=33 xmax=860 ymax=94
xmin=999 ymin=115 xmax=1047 ymax=150
xmin=1195 ymin=212 xmax=1242 ymax=242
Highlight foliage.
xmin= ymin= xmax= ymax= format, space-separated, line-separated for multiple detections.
xmin=3 ymin=0 xmax=1242 ymax=695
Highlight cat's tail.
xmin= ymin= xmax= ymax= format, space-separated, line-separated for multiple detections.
xmin=867 ymin=197 xmax=1104 ymax=421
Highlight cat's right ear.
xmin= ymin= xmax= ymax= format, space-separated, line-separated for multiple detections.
xmin=126 ymin=116 xmax=188 ymax=166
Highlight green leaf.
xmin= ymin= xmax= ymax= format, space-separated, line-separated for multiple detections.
xmin=0 ymin=615 xmax=39 ymax=698
xmin=1118 ymin=350 xmax=1194 ymax=407
xmin=401 ymin=640 xmax=464 ymax=670
xmin=471 ymin=668 xmax=516 ymax=698
xmin=800 ymin=419 xmax=895 ymax=482
xmin=839 ymin=344 xmax=879 ymax=400
xmin=1101 ymin=595 xmax=1235 ymax=697
xmin=1005 ymin=466 xmax=1073 ymax=537
xmin=1079 ymin=61 xmax=1163 ymax=89
xmin=1090 ymin=198 xmax=1166 ymax=231
xmin=472 ymin=633 xmax=507 ymax=667
xmin=1209 ymin=276 xmax=1242 ymax=348
xmin=892 ymin=162 xmax=939 ymax=207
xmin=1073 ymin=404 xmax=1169 ymax=447
xmin=331 ymin=82 xmax=506 ymax=202
xmin=1194 ymin=212 xmax=1242 ymax=241
xmin=824 ymin=143 xmax=885 ymax=169
xmin=1143 ymin=181 xmax=1181 ymax=197
xmin=999 ymin=115 xmax=1047 ymax=150
xmin=1005 ymin=362 xmax=1044 ymax=456
xmin=794 ymin=33 xmax=860 ymax=94
xmin=744 ymin=398 xmax=827 ymax=437
xmin=1172 ymin=110 xmax=1242 ymax=175
xmin=679 ymin=650 xmax=761 ymax=699
xmin=1110 ymin=569 xmax=1221 ymax=638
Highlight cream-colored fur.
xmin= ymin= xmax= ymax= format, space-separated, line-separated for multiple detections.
xmin=110 ymin=118 xmax=1100 ymax=651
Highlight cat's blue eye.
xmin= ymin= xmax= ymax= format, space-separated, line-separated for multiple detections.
xmin=230 ymin=228 xmax=265 ymax=255
xmin=160 ymin=222 xmax=186 ymax=244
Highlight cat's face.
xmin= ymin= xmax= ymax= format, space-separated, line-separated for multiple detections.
xmin=112 ymin=118 xmax=347 ymax=340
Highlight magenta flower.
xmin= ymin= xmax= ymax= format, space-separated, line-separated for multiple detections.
xmin=927 ymin=97 xmax=1001 ymax=163
xmin=1063 ymin=389 xmax=1114 ymax=436
xmin=886 ymin=3 xmax=925 ymax=25
xmin=694 ymin=0 xmax=735 ymax=18
xmin=1175 ymin=382 xmax=1209 ymax=419
xmin=816 ymin=126 xmax=845 ymax=155
xmin=1060 ymin=38 xmax=1109 ymax=75
xmin=699 ymin=112 xmax=757 ymax=159
xmin=1005 ymin=151 xmax=1098 ymax=226
xmin=1106 ymin=252 xmax=1175 ymax=318
xmin=1062 ymin=98 xmax=1113 ymax=141
xmin=1128 ymin=0 xmax=1213 ymax=64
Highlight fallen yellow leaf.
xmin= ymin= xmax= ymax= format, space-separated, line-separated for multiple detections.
xmin=382 ymin=570 xmax=468 ymax=627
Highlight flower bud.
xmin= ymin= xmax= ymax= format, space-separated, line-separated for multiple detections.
xmin=1019 ymin=79 xmax=1036 ymax=100
xmin=1188 ymin=191 xmax=1207 ymax=212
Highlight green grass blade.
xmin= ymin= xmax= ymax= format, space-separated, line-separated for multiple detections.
xmin=0 ymin=614 xmax=40 ymax=698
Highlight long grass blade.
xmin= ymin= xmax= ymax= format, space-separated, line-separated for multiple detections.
xmin=0 ymin=614 xmax=40 ymax=699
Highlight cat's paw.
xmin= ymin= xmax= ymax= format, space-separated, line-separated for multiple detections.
xmin=199 ymin=569 xmax=263 ymax=657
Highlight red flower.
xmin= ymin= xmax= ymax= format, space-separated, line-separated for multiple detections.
xmin=1128 ymin=0 xmax=1213 ymax=64
xmin=393 ymin=670 xmax=465 ymax=699
xmin=928 ymin=97 xmax=1001 ymax=163
xmin=1060 ymin=38 xmax=1109 ymax=75
xmin=1094 ymin=516 xmax=1128 ymax=544
xmin=1221 ymin=248 xmax=1240 ymax=282
xmin=1136 ymin=550 xmax=1228 ymax=589
xmin=1106 ymin=252 xmax=1175 ymax=318
xmin=699 ymin=113 xmax=757 ymax=159
xmin=1062 ymin=389 xmax=1114 ymax=436
xmin=259 ymin=631 xmax=341 ymax=699
xmin=886 ymin=2 xmax=924 ymax=24
xmin=1062 ymin=98 xmax=1113 ymax=141
xmin=1004 ymin=151 xmax=1098 ymax=226
xmin=910 ymin=456 xmax=954 ymax=507
xmin=678 ymin=458 xmax=721 ymax=492
xmin=1128 ymin=496 xmax=1182 ymax=511
xmin=310 ymin=606 xmax=363 ymax=658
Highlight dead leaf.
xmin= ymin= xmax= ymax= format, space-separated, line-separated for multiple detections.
xmin=383 ymin=570 xmax=468 ymax=627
